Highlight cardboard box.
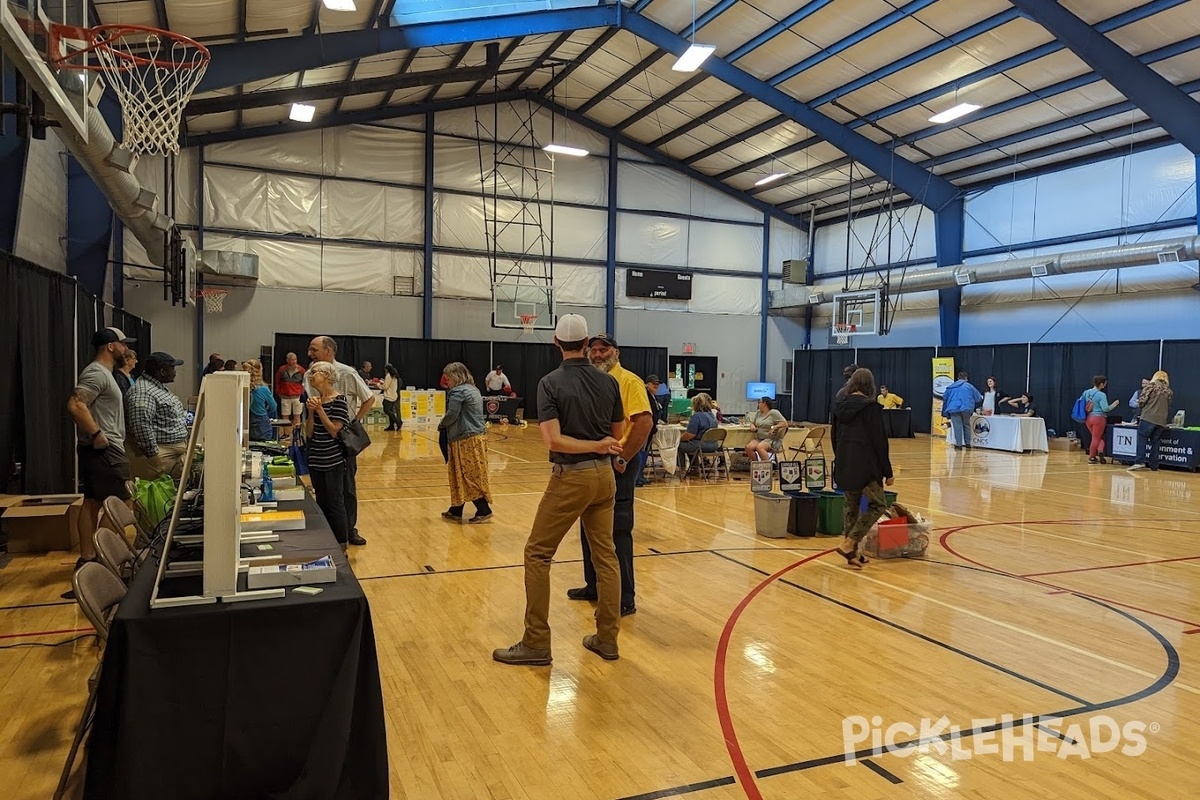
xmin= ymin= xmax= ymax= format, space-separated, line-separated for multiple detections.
xmin=1 ymin=495 xmax=84 ymax=553
xmin=1048 ymin=437 xmax=1081 ymax=452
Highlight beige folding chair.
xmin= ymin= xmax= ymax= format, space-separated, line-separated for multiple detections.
xmin=788 ymin=426 xmax=826 ymax=459
xmin=54 ymin=563 xmax=127 ymax=800
xmin=697 ymin=428 xmax=729 ymax=480
xmin=100 ymin=495 xmax=147 ymax=549
xmin=94 ymin=526 xmax=142 ymax=584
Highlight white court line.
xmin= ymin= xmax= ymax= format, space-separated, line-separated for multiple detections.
xmin=359 ymin=491 xmax=545 ymax=503
xmin=811 ymin=561 xmax=1200 ymax=697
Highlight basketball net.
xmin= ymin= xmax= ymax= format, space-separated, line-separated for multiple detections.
xmin=51 ymin=24 xmax=210 ymax=155
xmin=834 ymin=323 xmax=855 ymax=346
xmin=519 ymin=314 xmax=538 ymax=334
xmin=197 ymin=288 xmax=227 ymax=313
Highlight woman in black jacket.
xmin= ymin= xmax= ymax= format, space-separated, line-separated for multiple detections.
xmin=831 ymin=368 xmax=894 ymax=568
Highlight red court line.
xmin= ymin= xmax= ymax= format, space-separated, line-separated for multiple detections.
xmin=715 ymin=549 xmax=833 ymax=800
xmin=0 ymin=626 xmax=92 ymax=641
xmin=1021 ymin=554 xmax=1200 ymax=578
xmin=938 ymin=522 xmax=1200 ymax=632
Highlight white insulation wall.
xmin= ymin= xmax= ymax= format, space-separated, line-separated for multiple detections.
xmin=121 ymin=104 xmax=809 ymax=406
xmin=801 ymin=144 xmax=1200 ymax=349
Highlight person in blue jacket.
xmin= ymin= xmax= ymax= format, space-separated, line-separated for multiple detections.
xmin=942 ymin=371 xmax=982 ymax=449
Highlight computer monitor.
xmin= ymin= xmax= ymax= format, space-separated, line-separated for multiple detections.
xmin=746 ymin=382 xmax=776 ymax=401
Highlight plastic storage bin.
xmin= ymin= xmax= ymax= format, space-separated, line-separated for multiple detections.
xmin=754 ymin=493 xmax=793 ymax=538
xmin=814 ymin=490 xmax=845 ymax=535
xmin=785 ymin=492 xmax=818 ymax=537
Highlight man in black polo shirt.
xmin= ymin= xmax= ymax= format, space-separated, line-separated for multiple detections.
xmin=493 ymin=314 xmax=626 ymax=666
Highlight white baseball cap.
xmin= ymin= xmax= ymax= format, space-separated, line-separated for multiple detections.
xmin=555 ymin=314 xmax=588 ymax=342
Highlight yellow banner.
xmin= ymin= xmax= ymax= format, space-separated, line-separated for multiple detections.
xmin=932 ymin=357 xmax=955 ymax=438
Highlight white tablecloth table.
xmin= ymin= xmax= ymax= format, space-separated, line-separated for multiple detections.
xmin=970 ymin=414 xmax=1048 ymax=453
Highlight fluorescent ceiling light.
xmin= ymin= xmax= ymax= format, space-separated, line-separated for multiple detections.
xmin=929 ymin=102 xmax=981 ymax=124
xmin=544 ymin=143 xmax=589 ymax=157
xmin=289 ymin=103 xmax=316 ymax=123
xmin=672 ymin=43 xmax=716 ymax=73
xmin=322 ymin=0 xmax=357 ymax=10
xmin=754 ymin=172 xmax=788 ymax=187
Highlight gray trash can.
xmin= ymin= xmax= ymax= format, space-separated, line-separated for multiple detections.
xmin=754 ymin=492 xmax=792 ymax=538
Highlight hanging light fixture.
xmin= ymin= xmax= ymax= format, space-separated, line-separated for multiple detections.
xmin=673 ymin=0 xmax=715 ymax=72
xmin=543 ymin=65 xmax=590 ymax=157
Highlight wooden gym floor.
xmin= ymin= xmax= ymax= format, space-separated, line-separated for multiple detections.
xmin=4 ymin=425 xmax=1200 ymax=799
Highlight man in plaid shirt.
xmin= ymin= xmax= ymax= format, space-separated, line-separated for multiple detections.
xmin=125 ymin=352 xmax=190 ymax=481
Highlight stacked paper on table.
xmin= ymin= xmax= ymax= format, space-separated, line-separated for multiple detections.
xmin=247 ymin=556 xmax=337 ymax=588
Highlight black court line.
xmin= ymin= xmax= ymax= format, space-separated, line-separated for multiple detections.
xmin=612 ymin=553 xmax=1182 ymax=800
xmin=1036 ymin=723 xmax=1077 ymax=746
xmin=709 ymin=551 xmax=1091 ymax=707
xmin=423 ymin=565 xmax=435 ymax=573
xmin=861 ymin=759 xmax=903 ymax=784
xmin=614 ymin=775 xmax=736 ymax=800
xmin=0 ymin=600 xmax=75 ymax=612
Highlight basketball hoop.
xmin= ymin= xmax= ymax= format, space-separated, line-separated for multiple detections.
xmin=834 ymin=323 xmax=855 ymax=346
xmin=197 ymin=288 xmax=227 ymax=313
xmin=519 ymin=314 xmax=538 ymax=333
xmin=49 ymin=23 xmax=210 ymax=155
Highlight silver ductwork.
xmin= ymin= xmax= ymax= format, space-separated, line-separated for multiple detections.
xmin=52 ymin=111 xmax=173 ymax=266
xmin=769 ymin=236 xmax=1200 ymax=313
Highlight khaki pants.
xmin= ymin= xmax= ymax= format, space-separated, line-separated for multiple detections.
xmin=523 ymin=461 xmax=621 ymax=650
xmin=128 ymin=440 xmax=189 ymax=483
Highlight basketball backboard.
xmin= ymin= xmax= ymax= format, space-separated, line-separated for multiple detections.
xmin=0 ymin=0 xmax=89 ymax=141
xmin=831 ymin=289 xmax=881 ymax=338
xmin=493 ymin=282 xmax=556 ymax=331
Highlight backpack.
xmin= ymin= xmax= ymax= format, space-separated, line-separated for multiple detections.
xmin=1070 ymin=390 xmax=1094 ymax=423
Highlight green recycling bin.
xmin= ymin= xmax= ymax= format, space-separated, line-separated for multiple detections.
xmin=814 ymin=490 xmax=845 ymax=535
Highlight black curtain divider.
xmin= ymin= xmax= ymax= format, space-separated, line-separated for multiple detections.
xmin=492 ymin=341 xmax=562 ymax=415
xmin=15 ymin=261 xmax=76 ymax=493
xmin=111 ymin=308 xmax=151 ymax=362
xmin=76 ymin=286 xmax=105 ymax=374
xmin=790 ymin=349 xmax=840 ymax=424
xmin=0 ymin=254 xmax=21 ymax=490
xmin=616 ymin=347 xmax=668 ymax=388
xmin=854 ymin=347 xmax=937 ymax=433
xmin=387 ymin=338 xmax=491 ymax=391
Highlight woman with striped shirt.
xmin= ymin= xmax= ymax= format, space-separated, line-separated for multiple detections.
xmin=304 ymin=361 xmax=352 ymax=546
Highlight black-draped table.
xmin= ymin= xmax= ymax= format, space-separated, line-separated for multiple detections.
xmin=881 ymin=408 xmax=915 ymax=438
xmin=483 ymin=394 xmax=522 ymax=423
xmin=1106 ymin=423 xmax=1200 ymax=471
xmin=85 ymin=493 xmax=389 ymax=800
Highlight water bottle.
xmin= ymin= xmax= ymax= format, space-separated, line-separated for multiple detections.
xmin=261 ymin=461 xmax=275 ymax=502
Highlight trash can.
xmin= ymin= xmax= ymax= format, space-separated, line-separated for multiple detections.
xmin=859 ymin=490 xmax=899 ymax=513
xmin=785 ymin=491 xmax=818 ymax=537
xmin=754 ymin=493 xmax=792 ymax=538
xmin=814 ymin=490 xmax=845 ymax=535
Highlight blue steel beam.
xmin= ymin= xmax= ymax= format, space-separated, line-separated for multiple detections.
xmin=1008 ymin=0 xmax=1200 ymax=153
xmin=935 ymin=199 xmax=964 ymax=348
xmin=646 ymin=0 xmax=937 ymax=149
xmin=423 ymin=110 xmax=434 ymax=339
xmin=613 ymin=0 xmax=833 ymax=132
xmin=67 ymin=95 xmax=124 ymax=296
xmin=532 ymin=94 xmax=805 ymax=231
xmin=621 ymin=11 xmax=958 ymax=211
xmin=576 ymin=47 xmax=666 ymax=115
xmin=537 ymin=28 xmax=619 ymax=98
xmin=508 ymin=31 xmax=573 ymax=89
xmin=197 ymin=4 xmax=620 ymax=93
xmin=422 ymin=43 xmax=472 ymax=103
xmin=184 ymin=90 xmax=530 ymax=146
xmin=466 ymin=36 xmax=524 ymax=96
xmin=719 ymin=0 xmax=1187 ymax=182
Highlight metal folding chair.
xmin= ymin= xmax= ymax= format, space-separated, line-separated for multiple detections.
xmin=696 ymin=428 xmax=729 ymax=479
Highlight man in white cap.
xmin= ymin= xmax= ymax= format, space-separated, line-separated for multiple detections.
xmin=64 ymin=327 xmax=135 ymax=597
xmin=493 ymin=314 xmax=626 ymax=665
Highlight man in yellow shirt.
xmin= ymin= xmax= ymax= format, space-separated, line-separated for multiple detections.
xmin=567 ymin=333 xmax=654 ymax=616
xmin=878 ymin=385 xmax=905 ymax=409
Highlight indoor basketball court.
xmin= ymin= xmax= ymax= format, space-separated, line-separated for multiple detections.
xmin=2 ymin=2 xmax=1200 ymax=799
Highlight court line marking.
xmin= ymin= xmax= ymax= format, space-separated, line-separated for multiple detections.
xmin=0 ymin=626 xmax=93 ymax=641
xmin=861 ymin=759 xmax=903 ymax=785
xmin=634 ymin=497 xmax=793 ymax=550
xmin=359 ymin=491 xmax=546 ymax=503
xmin=809 ymin=558 xmax=1200 ymax=695
xmin=1021 ymin=553 xmax=1200 ymax=578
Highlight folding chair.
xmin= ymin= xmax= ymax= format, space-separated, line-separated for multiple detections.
xmin=54 ymin=563 xmax=127 ymax=800
xmin=696 ymin=428 xmax=729 ymax=479
xmin=787 ymin=426 xmax=826 ymax=459
xmin=100 ymin=495 xmax=148 ymax=549
xmin=93 ymin=526 xmax=143 ymax=584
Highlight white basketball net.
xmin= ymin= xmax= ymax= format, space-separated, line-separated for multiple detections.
xmin=198 ymin=289 xmax=227 ymax=313
xmin=519 ymin=314 xmax=538 ymax=334
xmin=834 ymin=325 xmax=851 ymax=346
xmin=92 ymin=29 xmax=209 ymax=155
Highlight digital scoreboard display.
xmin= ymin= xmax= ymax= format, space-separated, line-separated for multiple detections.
xmin=626 ymin=268 xmax=693 ymax=300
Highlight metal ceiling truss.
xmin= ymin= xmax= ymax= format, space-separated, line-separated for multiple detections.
xmin=187 ymin=43 xmax=501 ymax=116
xmin=1008 ymin=0 xmax=1200 ymax=153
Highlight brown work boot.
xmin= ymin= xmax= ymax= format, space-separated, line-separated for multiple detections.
xmin=492 ymin=642 xmax=552 ymax=666
xmin=582 ymin=634 xmax=619 ymax=661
